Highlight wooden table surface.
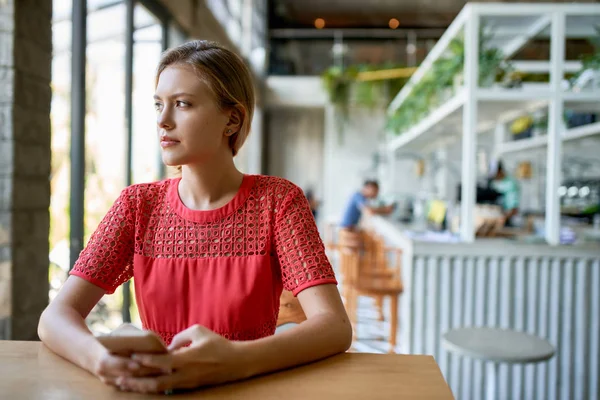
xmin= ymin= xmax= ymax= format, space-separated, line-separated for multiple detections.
xmin=0 ymin=341 xmax=454 ymax=399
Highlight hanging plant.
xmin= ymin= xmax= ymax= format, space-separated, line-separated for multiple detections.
xmin=322 ymin=66 xmax=354 ymax=143
xmin=322 ymin=66 xmax=353 ymax=120
xmin=321 ymin=63 xmax=410 ymax=142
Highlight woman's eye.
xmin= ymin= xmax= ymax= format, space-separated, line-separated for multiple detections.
xmin=154 ymin=102 xmax=163 ymax=111
xmin=176 ymin=100 xmax=189 ymax=108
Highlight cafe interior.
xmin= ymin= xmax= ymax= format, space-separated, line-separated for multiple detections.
xmin=1 ymin=0 xmax=599 ymax=398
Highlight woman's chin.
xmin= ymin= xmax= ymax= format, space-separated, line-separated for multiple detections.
xmin=161 ymin=156 xmax=183 ymax=167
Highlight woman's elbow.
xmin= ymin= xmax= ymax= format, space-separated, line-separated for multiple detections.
xmin=335 ymin=315 xmax=353 ymax=352
xmin=37 ymin=307 xmax=50 ymax=342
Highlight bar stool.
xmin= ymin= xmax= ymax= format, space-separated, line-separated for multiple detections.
xmin=442 ymin=327 xmax=555 ymax=400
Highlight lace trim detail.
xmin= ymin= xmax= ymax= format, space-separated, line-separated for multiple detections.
xmin=136 ymin=176 xmax=281 ymax=259
xmin=151 ymin=317 xmax=278 ymax=345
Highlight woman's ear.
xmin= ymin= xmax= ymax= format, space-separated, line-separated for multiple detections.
xmin=224 ymin=105 xmax=245 ymax=136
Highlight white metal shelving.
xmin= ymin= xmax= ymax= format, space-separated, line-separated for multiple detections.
xmin=497 ymin=121 xmax=600 ymax=154
xmin=385 ymin=3 xmax=600 ymax=245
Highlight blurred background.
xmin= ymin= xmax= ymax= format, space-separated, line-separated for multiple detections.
xmin=1 ymin=1 xmax=600 ymax=398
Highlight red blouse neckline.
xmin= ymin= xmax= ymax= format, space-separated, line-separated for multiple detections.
xmin=167 ymin=174 xmax=256 ymax=223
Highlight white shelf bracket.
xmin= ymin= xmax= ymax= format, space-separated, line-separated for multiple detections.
xmin=501 ymin=14 xmax=552 ymax=58
xmin=545 ymin=12 xmax=566 ymax=246
xmin=460 ymin=10 xmax=480 ymax=243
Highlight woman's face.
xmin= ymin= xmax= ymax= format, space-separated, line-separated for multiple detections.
xmin=154 ymin=64 xmax=233 ymax=167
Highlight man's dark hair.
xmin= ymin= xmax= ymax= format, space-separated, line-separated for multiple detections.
xmin=497 ymin=160 xmax=504 ymax=173
xmin=363 ymin=180 xmax=379 ymax=190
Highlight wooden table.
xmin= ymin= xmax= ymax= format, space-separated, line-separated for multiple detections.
xmin=0 ymin=341 xmax=454 ymax=399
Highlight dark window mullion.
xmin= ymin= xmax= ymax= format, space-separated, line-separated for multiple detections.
xmin=122 ymin=0 xmax=134 ymax=324
xmin=69 ymin=0 xmax=87 ymax=271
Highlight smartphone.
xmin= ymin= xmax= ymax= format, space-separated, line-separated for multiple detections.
xmin=96 ymin=324 xmax=168 ymax=356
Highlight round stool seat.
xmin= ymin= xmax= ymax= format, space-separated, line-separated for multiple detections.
xmin=442 ymin=327 xmax=555 ymax=364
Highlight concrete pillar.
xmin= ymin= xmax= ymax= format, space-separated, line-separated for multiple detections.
xmin=0 ymin=0 xmax=52 ymax=340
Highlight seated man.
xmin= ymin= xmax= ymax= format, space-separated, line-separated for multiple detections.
xmin=340 ymin=180 xmax=394 ymax=230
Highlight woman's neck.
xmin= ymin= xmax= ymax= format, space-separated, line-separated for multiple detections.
xmin=178 ymin=155 xmax=244 ymax=211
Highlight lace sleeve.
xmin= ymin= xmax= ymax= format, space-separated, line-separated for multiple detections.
xmin=274 ymin=186 xmax=337 ymax=296
xmin=69 ymin=186 xmax=137 ymax=294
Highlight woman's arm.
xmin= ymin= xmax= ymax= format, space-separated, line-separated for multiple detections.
xmin=39 ymin=276 xmax=158 ymax=384
xmin=363 ymin=203 xmax=395 ymax=216
xmin=38 ymin=276 xmax=108 ymax=373
xmin=40 ymin=185 xmax=138 ymax=365
xmin=39 ymin=186 xmax=141 ymax=383
xmin=237 ymin=284 xmax=352 ymax=378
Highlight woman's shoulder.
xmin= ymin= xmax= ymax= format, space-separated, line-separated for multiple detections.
xmin=119 ymin=178 xmax=173 ymax=205
xmin=252 ymin=174 xmax=303 ymax=199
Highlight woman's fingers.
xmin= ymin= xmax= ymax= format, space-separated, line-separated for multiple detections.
xmin=168 ymin=324 xmax=210 ymax=350
xmin=96 ymin=352 xmax=165 ymax=382
xmin=132 ymin=365 xmax=166 ymax=377
xmin=117 ymin=371 xmax=185 ymax=394
xmin=131 ymin=353 xmax=174 ymax=373
xmin=95 ymin=353 xmax=137 ymax=378
xmin=168 ymin=329 xmax=194 ymax=351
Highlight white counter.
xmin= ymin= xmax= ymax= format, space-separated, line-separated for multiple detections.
xmin=365 ymin=215 xmax=600 ymax=400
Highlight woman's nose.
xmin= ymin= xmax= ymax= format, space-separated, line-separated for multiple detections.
xmin=157 ymin=108 xmax=173 ymax=129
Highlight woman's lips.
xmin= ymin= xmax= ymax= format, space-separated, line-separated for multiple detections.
xmin=160 ymin=139 xmax=180 ymax=148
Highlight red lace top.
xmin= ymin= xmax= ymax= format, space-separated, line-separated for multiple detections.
xmin=70 ymin=175 xmax=337 ymax=344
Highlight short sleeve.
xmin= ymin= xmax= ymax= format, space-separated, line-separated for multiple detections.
xmin=69 ymin=186 xmax=137 ymax=294
xmin=354 ymin=193 xmax=366 ymax=208
xmin=274 ymin=186 xmax=337 ymax=296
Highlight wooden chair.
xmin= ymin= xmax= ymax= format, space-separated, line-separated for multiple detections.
xmin=338 ymin=229 xmax=403 ymax=353
xmin=363 ymin=231 xmax=403 ymax=321
xmin=275 ymin=287 xmax=365 ymax=352
xmin=324 ymin=221 xmax=338 ymax=252
xmin=361 ymin=231 xmax=399 ymax=278
xmin=340 ymin=230 xmax=400 ymax=321
xmin=276 ymin=290 xmax=307 ymax=327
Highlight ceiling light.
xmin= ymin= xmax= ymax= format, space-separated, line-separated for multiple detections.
xmin=389 ymin=18 xmax=400 ymax=29
xmin=314 ymin=18 xmax=325 ymax=29
xmin=558 ymin=186 xmax=567 ymax=197
xmin=568 ymin=186 xmax=578 ymax=197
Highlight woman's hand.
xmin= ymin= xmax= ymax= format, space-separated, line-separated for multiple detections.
xmin=116 ymin=325 xmax=244 ymax=394
xmin=93 ymin=348 xmax=162 ymax=387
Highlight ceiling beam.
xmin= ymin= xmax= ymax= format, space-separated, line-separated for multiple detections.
xmin=270 ymin=28 xmax=446 ymax=40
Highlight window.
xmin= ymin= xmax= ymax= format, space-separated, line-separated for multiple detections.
xmin=49 ymin=0 xmax=188 ymax=333
xmin=132 ymin=4 xmax=162 ymax=184
xmin=49 ymin=0 xmax=73 ymax=300
xmin=85 ymin=1 xmax=128 ymax=332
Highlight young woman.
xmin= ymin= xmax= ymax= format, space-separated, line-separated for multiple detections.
xmin=38 ymin=40 xmax=352 ymax=394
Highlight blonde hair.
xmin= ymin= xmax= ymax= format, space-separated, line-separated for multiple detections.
xmin=156 ymin=40 xmax=255 ymax=156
